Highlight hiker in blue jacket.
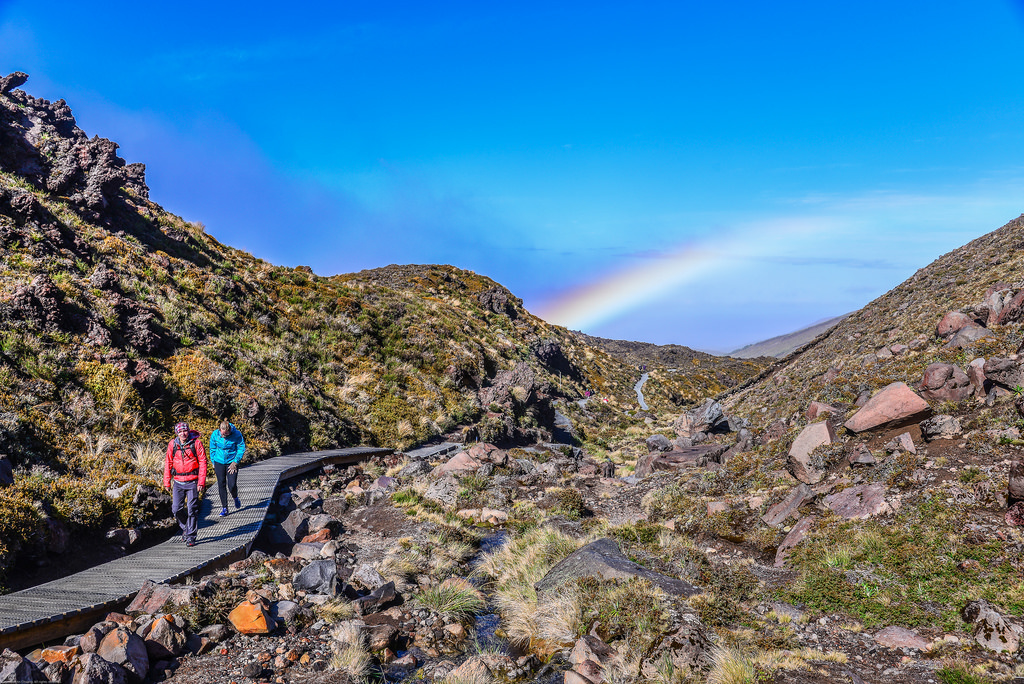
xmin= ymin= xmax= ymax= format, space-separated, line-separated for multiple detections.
xmin=210 ymin=419 xmax=246 ymax=516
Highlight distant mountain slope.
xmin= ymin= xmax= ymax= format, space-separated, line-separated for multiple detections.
xmin=725 ymin=213 xmax=1024 ymax=426
xmin=730 ymin=314 xmax=850 ymax=359
xmin=575 ymin=333 xmax=771 ymax=407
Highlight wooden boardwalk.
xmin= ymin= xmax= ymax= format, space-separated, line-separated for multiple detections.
xmin=0 ymin=446 xmax=390 ymax=651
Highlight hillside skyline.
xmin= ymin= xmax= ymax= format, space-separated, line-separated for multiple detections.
xmin=3 ymin=1 xmax=1024 ymax=351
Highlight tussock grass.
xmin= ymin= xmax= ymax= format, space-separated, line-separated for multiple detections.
xmin=707 ymin=645 xmax=849 ymax=684
xmin=131 ymin=440 xmax=164 ymax=479
xmin=329 ymin=621 xmax=372 ymax=681
xmin=415 ymin=578 xmax=485 ymax=619
xmin=476 ymin=526 xmax=588 ymax=654
xmin=316 ymin=597 xmax=356 ymax=623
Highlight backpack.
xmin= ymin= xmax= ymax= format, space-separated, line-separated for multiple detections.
xmin=170 ymin=439 xmax=200 ymax=479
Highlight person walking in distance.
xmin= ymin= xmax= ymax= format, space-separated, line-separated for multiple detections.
xmin=210 ymin=418 xmax=245 ymax=516
xmin=163 ymin=421 xmax=207 ymax=547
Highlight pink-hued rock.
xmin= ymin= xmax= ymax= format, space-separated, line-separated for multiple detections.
xmin=774 ymin=516 xmax=814 ymax=568
xmin=432 ymin=452 xmax=481 ymax=476
xmin=824 ymin=484 xmax=892 ymax=520
xmin=843 ymin=382 xmax=931 ymax=433
xmin=126 ymin=580 xmax=197 ymax=614
xmin=890 ymin=344 xmax=909 ymax=356
xmin=1006 ymin=502 xmax=1024 ymax=527
xmin=706 ymin=501 xmax=729 ymax=515
xmin=787 ymin=422 xmax=835 ymax=484
xmin=897 ymin=432 xmax=916 ymax=454
xmin=918 ymin=363 xmax=972 ymax=403
xmin=804 ymin=401 xmax=837 ymax=421
xmin=874 ymin=626 xmax=931 ymax=650
xmin=762 ymin=484 xmax=812 ymax=528
xmin=997 ymin=291 xmax=1024 ymax=325
xmin=937 ymin=311 xmax=975 ymax=338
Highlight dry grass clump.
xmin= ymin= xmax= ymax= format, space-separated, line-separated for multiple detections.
xmin=415 ymin=577 xmax=485 ymax=619
xmin=476 ymin=526 xmax=587 ymax=654
xmin=329 ymin=621 xmax=372 ymax=681
xmin=707 ymin=645 xmax=848 ymax=684
xmin=131 ymin=439 xmax=164 ymax=479
xmin=316 ymin=597 xmax=356 ymax=623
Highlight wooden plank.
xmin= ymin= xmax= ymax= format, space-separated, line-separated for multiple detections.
xmin=0 ymin=446 xmax=389 ymax=651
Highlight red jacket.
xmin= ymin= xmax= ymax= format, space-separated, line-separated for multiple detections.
xmin=163 ymin=431 xmax=207 ymax=489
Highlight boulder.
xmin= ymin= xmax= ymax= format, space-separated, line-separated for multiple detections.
xmin=787 ymin=422 xmax=835 ymax=485
xmin=424 ymin=476 xmax=459 ymax=507
xmin=823 ymin=484 xmax=892 ymax=520
xmin=280 ymin=510 xmax=310 ymax=542
xmin=1007 ymin=502 xmax=1024 ymax=526
xmin=968 ymin=358 xmax=990 ymax=397
xmin=228 ymin=600 xmax=274 ymax=635
xmin=39 ymin=645 xmax=80 ymax=664
xmin=79 ymin=622 xmax=116 ymax=654
xmin=71 ymin=653 xmax=128 ymax=684
xmin=290 ymin=489 xmax=323 ymax=511
xmin=635 ymin=445 xmax=729 ymax=478
xmin=936 ymin=311 xmax=976 ymax=338
xmin=804 ymin=402 xmax=837 ymax=421
xmin=640 ymin=615 xmax=712 ymax=677
xmin=351 ymin=564 xmax=387 ymax=591
xmin=270 ymin=600 xmax=302 ymax=624
xmin=774 ymin=516 xmax=814 ymax=568
xmin=0 ymin=648 xmax=46 ymax=683
xmin=1009 ymin=461 xmax=1024 ymax=503
xmin=290 ymin=542 xmax=325 ymax=560
xmin=431 ymin=452 xmax=481 ymax=476
xmin=883 ymin=432 xmax=916 ymax=454
xmin=0 ymin=72 xmax=28 ymax=95
xmin=353 ymin=581 xmax=397 ymax=616
xmin=293 ymin=559 xmax=338 ymax=595
xmin=126 ymin=580 xmax=197 ymax=614
xmin=762 ymin=484 xmax=812 ymax=527
xmin=0 ymin=456 xmax=12 ymax=487
xmin=301 ymin=528 xmax=333 ymax=544
xmin=570 ymin=635 xmax=616 ymax=668
xmin=645 ymin=434 xmax=673 ymax=452
xmin=843 ymin=382 xmax=931 ymax=433
xmin=97 ymin=627 xmax=149 ymax=682
xmin=306 ymin=514 xmax=337 ymax=534
xmin=140 ymin=614 xmax=186 ymax=659
xmin=199 ymin=624 xmax=231 ymax=643
xmin=535 ymin=538 xmax=700 ymax=597
xmin=945 ymin=325 xmax=994 ymax=349
xmin=962 ymin=599 xmax=1022 ymax=653
xmin=873 ymin=626 xmax=930 ymax=650
xmin=920 ymin=414 xmax=962 ymax=441
xmin=918 ymin=363 xmax=972 ymax=403
xmin=983 ymin=357 xmax=1024 ymax=391
xmin=673 ymin=399 xmax=729 ymax=438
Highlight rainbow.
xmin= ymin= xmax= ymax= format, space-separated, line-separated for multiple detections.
xmin=534 ymin=217 xmax=829 ymax=331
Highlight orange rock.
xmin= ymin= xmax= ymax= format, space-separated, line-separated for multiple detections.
xmin=229 ymin=601 xmax=274 ymax=634
xmin=40 ymin=645 xmax=80 ymax=663
xmin=300 ymin=528 xmax=332 ymax=544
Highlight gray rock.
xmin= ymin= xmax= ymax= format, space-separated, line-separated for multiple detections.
xmin=353 ymin=581 xmax=397 ymax=616
xmin=72 ymin=653 xmax=128 ymax=684
xmin=1010 ymin=460 xmax=1024 ymax=503
xmin=0 ymin=72 xmax=28 ymax=95
xmin=645 ymin=434 xmax=673 ymax=452
xmin=199 ymin=624 xmax=231 ymax=643
xmin=983 ymin=357 xmax=1024 ymax=390
xmin=635 ymin=445 xmax=729 ymax=478
xmin=289 ymin=542 xmax=324 ymax=560
xmin=945 ymin=325 xmax=994 ymax=349
xmin=293 ymin=559 xmax=338 ymax=595
xmin=281 ymin=510 xmax=310 ymax=542
xmin=962 ymin=599 xmax=1022 ymax=653
xmin=673 ymin=399 xmax=729 ymax=438
xmin=535 ymin=538 xmax=700 ymax=596
xmin=306 ymin=514 xmax=336 ymax=534
xmin=424 ymin=476 xmax=459 ymax=507
xmin=398 ymin=460 xmax=432 ymax=477
xmin=0 ymin=456 xmax=12 ymax=487
xmin=0 ymin=648 xmax=45 ymax=683
xmin=351 ymin=564 xmax=387 ymax=591
xmin=920 ymin=414 xmax=962 ymax=441
xmin=270 ymin=600 xmax=302 ymax=624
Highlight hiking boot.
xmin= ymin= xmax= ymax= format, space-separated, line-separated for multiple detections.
xmin=220 ymin=507 xmax=228 ymax=517
xmin=234 ymin=496 xmax=241 ymax=509
xmin=186 ymin=538 xmax=196 ymax=547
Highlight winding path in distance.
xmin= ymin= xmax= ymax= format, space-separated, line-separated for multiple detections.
xmin=634 ymin=373 xmax=649 ymax=410
xmin=0 ymin=446 xmax=391 ymax=651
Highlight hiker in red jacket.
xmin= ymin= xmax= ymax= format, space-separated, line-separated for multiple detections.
xmin=163 ymin=421 xmax=207 ymax=547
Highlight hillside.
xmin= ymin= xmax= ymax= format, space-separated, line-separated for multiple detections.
xmin=729 ymin=313 xmax=849 ymax=359
xmin=0 ymin=74 xmax=764 ymax=586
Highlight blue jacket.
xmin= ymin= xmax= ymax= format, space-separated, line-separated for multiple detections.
xmin=209 ymin=424 xmax=246 ymax=465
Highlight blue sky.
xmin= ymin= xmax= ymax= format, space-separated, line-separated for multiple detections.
xmin=3 ymin=1 xmax=1024 ymax=352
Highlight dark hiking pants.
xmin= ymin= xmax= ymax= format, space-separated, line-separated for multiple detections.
xmin=213 ymin=461 xmax=238 ymax=509
xmin=171 ymin=479 xmax=199 ymax=543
